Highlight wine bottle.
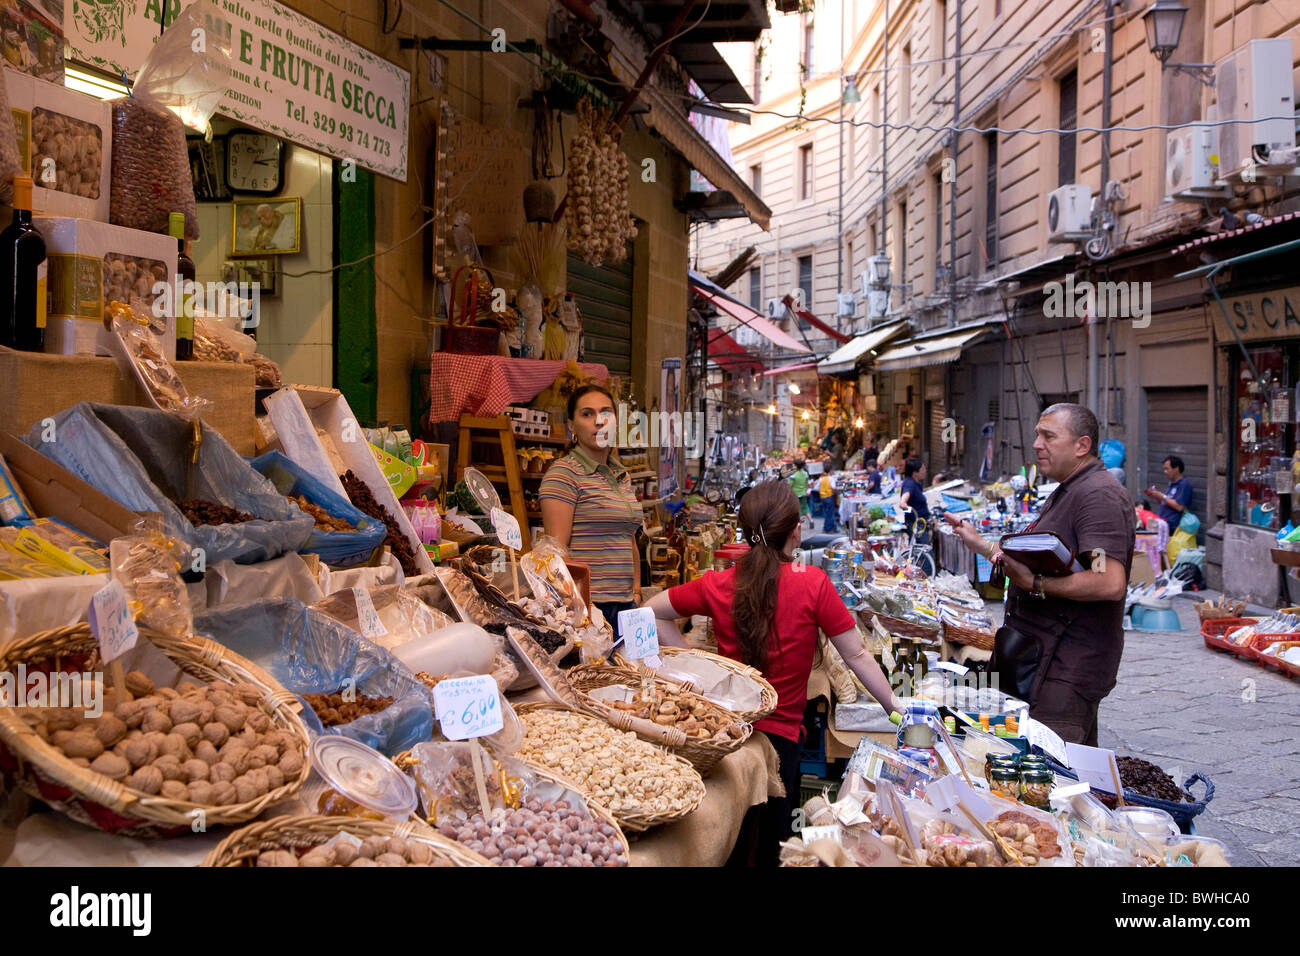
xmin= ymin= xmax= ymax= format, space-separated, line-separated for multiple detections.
xmin=171 ymin=212 xmax=195 ymax=360
xmin=0 ymin=175 xmax=46 ymax=351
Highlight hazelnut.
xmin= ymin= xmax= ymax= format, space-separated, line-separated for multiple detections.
xmin=89 ymin=752 xmax=130 ymax=781
xmin=125 ymin=765 xmax=163 ymax=794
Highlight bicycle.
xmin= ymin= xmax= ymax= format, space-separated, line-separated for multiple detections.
xmin=896 ymin=513 xmax=937 ymax=578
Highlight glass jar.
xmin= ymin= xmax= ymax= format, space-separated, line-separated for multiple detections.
xmin=990 ymin=766 xmax=1021 ymax=800
xmin=1019 ymin=768 xmax=1054 ymax=808
xmin=984 ymin=754 xmax=1018 ymax=782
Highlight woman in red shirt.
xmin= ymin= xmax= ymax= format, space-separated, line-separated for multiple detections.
xmin=646 ymin=481 xmax=900 ymax=866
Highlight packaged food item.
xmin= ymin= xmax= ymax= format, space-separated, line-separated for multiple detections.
xmin=109 ymin=527 xmax=193 ymax=640
xmin=307 ymin=735 xmax=417 ymax=822
xmin=103 ymin=300 xmax=211 ymax=420
xmin=989 ymin=766 xmax=1021 ymax=800
xmin=1019 ymin=768 xmax=1054 ymax=808
xmin=303 ymin=691 xmax=397 ymax=728
xmin=0 ymin=452 xmax=36 ymax=525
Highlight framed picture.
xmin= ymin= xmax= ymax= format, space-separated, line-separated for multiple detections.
xmin=222 ymin=258 xmax=278 ymax=297
xmin=231 ymin=197 xmax=301 ymax=256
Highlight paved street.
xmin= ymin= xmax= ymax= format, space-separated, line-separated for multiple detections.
xmin=991 ymin=592 xmax=1300 ymax=866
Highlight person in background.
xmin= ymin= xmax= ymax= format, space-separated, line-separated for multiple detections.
xmin=788 ymin=458 xmax=810 ymax=521
xmin=943 ymin=404 xmax=1133 ymax=745
xmin=899 ymin=458 xmax=931 ymax=540
xmin=819 ymin=468 xmax=838 ymax=533
xmin=865 ymin=459 xmax=883 ymax=495
xmin=540 ymin=384 xmax=643 ymax=625
xmin=645 ymin=481 xmax=901 ymax=866
xmin=1144 ymin=455 xmax=1193 ymax=530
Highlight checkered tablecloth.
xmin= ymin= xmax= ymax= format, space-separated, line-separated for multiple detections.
xmin=428 ymin=354 xmax=610 ymax=423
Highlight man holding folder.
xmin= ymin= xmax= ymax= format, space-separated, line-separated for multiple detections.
xmin=944 ymin=404 xmax=1134 ymax=745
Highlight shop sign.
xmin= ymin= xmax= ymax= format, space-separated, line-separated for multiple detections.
xmin=1214 ymin=287 xmax=1300 ymax=343
xmin=67 ymin=0 xmax=410 ymax=181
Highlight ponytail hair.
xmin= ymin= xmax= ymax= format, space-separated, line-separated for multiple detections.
xmin=732 ymin=480 xmax=800 ymax=669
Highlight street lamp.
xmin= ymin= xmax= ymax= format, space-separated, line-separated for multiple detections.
xmin=842 ymin=74 xmax=861 ymax=105
xmin=788 ymin=382 xmax=800 ymax=395
xmin=1142 ymin=1 xmax=1215 ymax=86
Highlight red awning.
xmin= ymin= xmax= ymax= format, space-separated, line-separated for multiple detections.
xmin=705 ymin=328 xmax=765 ymax=374
xmin=693 ymin=286 xmax=812 ymax=353
xmin=781 ymin=295 xmax=852 ymax=344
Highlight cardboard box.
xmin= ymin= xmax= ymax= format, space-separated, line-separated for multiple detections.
xmin=0 ymin=350 xmax=257 ymax=456
xmin=263 ymin=385 xmax=434 ymax=574
xmin=34 ymin=217 xmax=178 ymax=359
xmin=4 ymin=68 xmax=112 ymax=221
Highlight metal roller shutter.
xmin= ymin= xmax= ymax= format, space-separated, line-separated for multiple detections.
xmin=928 ymin=400 xmax=947 ymax=473
xmin=1144 ymin=387 xmax=1208 ymax=519
xmin=567 ymin=250 xmax=633 ymax=376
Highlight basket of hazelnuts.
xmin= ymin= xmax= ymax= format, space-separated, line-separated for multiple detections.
xmin=0 ymin=622 xmax=312 ymax=838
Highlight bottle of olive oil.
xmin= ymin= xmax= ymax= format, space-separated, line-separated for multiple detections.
xmin=171 ymin=212 xmax=195 ymax=360
xmin=0 ymin=175 xmax=46 ymax=351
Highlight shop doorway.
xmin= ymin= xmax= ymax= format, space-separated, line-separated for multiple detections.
xmin=1144 ymin=386 xmax=1209 ymax=525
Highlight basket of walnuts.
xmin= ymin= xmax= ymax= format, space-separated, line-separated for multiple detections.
xmin=0 ymin=623 xmax=311 ymax=838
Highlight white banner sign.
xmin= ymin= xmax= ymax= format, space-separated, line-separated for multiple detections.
xmin=66 ymin=0 xmax=410 ymax=180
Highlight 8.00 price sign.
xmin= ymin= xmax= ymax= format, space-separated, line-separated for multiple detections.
xmin=617 ymin=607 xmax=659 ymax=663
xmin=433 ymin=675 xmax=503 ymax=740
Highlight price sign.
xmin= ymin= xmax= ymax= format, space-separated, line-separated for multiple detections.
xmin=433 ymin=675 xmax=504 ymax=740
xmin=89 ymin=580 xmax=139 ymax=664
xmin=352 ymin=587 xmax=388 ymax=640
xmin=800 ymin=824 xmax=843 ymax=845
xmin=490 ymin=507 xmax=523 ymax=550
xmin=618 ymin=607 xmax=659 ymax=662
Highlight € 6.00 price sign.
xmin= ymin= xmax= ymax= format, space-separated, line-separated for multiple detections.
xmin=433 ymin=675 xmax=503 ymax=740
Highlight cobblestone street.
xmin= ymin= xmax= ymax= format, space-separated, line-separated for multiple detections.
xmin=992 ymin=593 xmax=1300 ymax=866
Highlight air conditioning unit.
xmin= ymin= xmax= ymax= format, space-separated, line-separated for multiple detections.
xmin=765 ymin=298 xmax=781 ymax=318
xmin=1047 ymin=185 xmax=1092 ymax=242
xmin=1215 ymin=38 xmax=1295 ymax=175
xmin=1166 ymin=123 xmax=1227 ymax=199
xmin=837 ymin=291 xmax=856 ymax=317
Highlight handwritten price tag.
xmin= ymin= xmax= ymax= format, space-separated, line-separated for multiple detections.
xmin=490 ymin=507 xmax=523 ymax=550
xmin=89 ymin=579 xmax=139 ymax=664
xmin=618 ymin=607 xmax=659 ymax=662
xmin=352 ymin=587 xmax=387 ymax=640
xmin=433 ymin=675 xmax=503 ymax=740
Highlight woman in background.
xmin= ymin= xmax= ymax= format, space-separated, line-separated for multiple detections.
xmin=645 ymin=481 xmax=900 ymax=866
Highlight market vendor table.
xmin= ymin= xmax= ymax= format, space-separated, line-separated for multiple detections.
xmin=428 ymin=354 xmax=609 ymax=422
xmin=628 ymin=734 xmax=779 ymax=867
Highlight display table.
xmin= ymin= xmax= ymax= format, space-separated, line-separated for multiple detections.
xmin=629 ymin=734 xmax=778 ymax=867
xmin=428 ymin=354 xmax=609 ymax=422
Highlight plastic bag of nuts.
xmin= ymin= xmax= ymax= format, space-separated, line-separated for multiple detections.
xmin=109 ymin=97 xmax=198 ymax=239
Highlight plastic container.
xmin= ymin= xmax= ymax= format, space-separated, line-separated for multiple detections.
xmin=1115 ymin=806 xmax=1180 ymax=845
xmin=387 ymin=622 xmax=496 ymax=676
xmin=307 ymin=736 xmax=418 ymax=821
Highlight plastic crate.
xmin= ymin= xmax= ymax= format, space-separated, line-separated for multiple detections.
xmin=1257 ymin=641 xmax=1300 ymax=675
xmin=1242 ymin=632 xmax=1297 ymax=662
xmin=800 ymin=699 xmax=830 ymax=777
xmin=1200 ymin=617 xmax=1256 ymax=654
xmin=798 ymin=776 xmax=840 ymax=808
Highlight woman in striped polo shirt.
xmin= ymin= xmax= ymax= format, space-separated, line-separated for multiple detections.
xmin=539 ymin=384 xmax=643 ymax=625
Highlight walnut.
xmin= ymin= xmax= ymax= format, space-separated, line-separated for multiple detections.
xmin=176 ymin=681 xmax=200 ymax=696
xmin=359 ymin=836 xmax=387 ymax=859
xmin=186 ymin=780 xmax=213 ymax=804
xmin=140 ymin=709 xmax=172 ymax=734
xmin=155 ymin=756 xmax=184 ymax=781
xmin=209 ymin=762 xmax=236 ymax=784
xmin=278 ymin=749 xmax=304 ymax=777
xmin=209 ymin=781 xmax=237 ymax=805
xmin=69 ymin=757 xmax=92 ymax=769
xmin=194 ymin=740 xmax=220 ymax=766
xmin=213 ymin=704 xmax=246 ymax=734
xmin=233 ymin=776 xmax=259 ymax=804
xmin=405 ymin=842 xmax=435 ymax=865
xmin=125 ymin=765 xmax=163 ymax=794
xmin=299 ymin=847 xmax=334 ymax=867
xmin=246 ymin=711 xmax=272 ymax=734
xmin=89 ymin=752 xmax=130 ymax=780
xmin=231 ymin=683 xmax=264 ymax=707
xmin=114 ymin=700 xmax=146 ymax=728
xmin=265 ymin=765 xmax=285 ymax=791
xmin=375 ymin=853 xmax=407 ymax=867
xmin=123 ymin=736 xmax=157 ymax=769
xmin=257 ymin=850 xmax=299 ymax=867
xmin=47 ymin=710 xmax=81 ymax=733
xmin=332 ymin=842 xmax=360 ymax=866
xmin=201 ymin=721 xmax=230 ymax=747
xmin=181 ymin=759 xmax=209 ymax=783
xmin=349 ymin=858 xmax=379 ymax=867
xmin=61 ymin=732 xmax=104 ymax=760
xmin=157 ymin=687 xmax=180 ymax=701
xmin=172 ymin=722 xmax=201 ymax=749
xmin=124 ymin=671 xmax=155 ymax=696
xmin=168 ymin=699 xmax=203 ymax=725
xmin=160 ymin=780 xmax=188 ymax=800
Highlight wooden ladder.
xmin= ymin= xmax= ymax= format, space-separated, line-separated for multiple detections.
xmin=456 ymin=414 xmax=533 ymax=550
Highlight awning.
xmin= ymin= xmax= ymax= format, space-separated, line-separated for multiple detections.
xmin=984 ymin=252 xmax=1078 ymax=298
xmin=817 ymin=319 xmax=910 ymax=375
xmin=705 ymin=327 xmax=765 ymax=375
xmin=689 ymin=272 xmax=812 ymax=353
xmin=781 ymin=295 xmax=852 ymax=344
xmin=873 ymin=324 xmax=997 ymax=372
xmin=1171 ymin=210 xmax=1300 ymax=255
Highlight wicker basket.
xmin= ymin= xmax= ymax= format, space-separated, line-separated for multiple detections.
xmin=524 ymin=764 xmax=632 ymax=862
xmin=857 ymin=609 xmax=943 ymax=641
xmin=0 ymin=623 xmax=311 ymax=838
xmin=515 ymin=702 xmax=704 ymax=832
xmin=201 ymin=815 xmax=491 ymax=866
xmin=566 ymin=662 xmax=752 ymax=776
xmin=659 ymin=646 xmax=778 ymax=724
xmin=941 ymin=619 xmax=995 ymax=651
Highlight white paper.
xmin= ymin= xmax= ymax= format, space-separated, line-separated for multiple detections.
xmin=490 ymin=507 xmax=523 ymax=550
xmin=433 ymin=675 xmax=504 ymax=740
xmin=352 ymin=587 xmax=388 ymax=639
xmin=1064 ymin=742 xmax=1123 ymax=795
xmin=618 ymin=607 xmax=659 ymax=661
xmin=927 ymin=775 xmax=997 ymax=821
xmin=89 ymin=580 xmax=138 ymax=664
xmin=1020 ymin=715 xmax=1068 ymax=765
xmin=933 ymin=660 xmax=970 ymax=676
xmin=801 ymin=824 xmax=843 ymax=845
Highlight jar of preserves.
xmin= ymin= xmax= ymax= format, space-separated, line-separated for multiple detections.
xmin=990 ymin=766 xmax=1021 ymax=800
xmin=984 ymin=754 xmax=1019 ymax=782
xmin=1019 ymin=768 xmax=1054 ymax=808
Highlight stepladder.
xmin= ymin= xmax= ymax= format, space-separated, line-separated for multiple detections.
xmin=456 ymin=414 xmax=532 ymax=551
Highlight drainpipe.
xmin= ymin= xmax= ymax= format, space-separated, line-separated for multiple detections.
xmin=948 ymin=0 xmax=961 ymax=329
xmin=881 ymin=0 xmax=889 ymax=270
xmin=1089 ymin=0 xmax=1115 ymax=416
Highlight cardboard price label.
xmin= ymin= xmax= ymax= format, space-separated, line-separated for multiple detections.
xmin=490 ymin=507 xmax=523 ymax=550
xmin=352 ymin=587 xmax=388 ymax=639
xmin=89 ymin=579 xmax=138 ymax=664
xmin=433 ymin=675 xmax=504 ymax=740
xmin=618 ymin=607 xmax=659 ymax=662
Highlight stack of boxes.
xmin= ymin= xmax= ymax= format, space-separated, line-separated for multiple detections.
xmin=505 ymin=406 xmax=552 ymax=438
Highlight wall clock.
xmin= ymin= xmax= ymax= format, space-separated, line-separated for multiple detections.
xmin=226 ymin=129 xmax=285 ymax=194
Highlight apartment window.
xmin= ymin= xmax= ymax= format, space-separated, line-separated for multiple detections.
xmin=870 ymin=222 xmax=878 ymax=256
xmin=984 ymin=131 xmax=998 ymax=269
xmin=799 ymin=144 xmax=814 ymax=201
xmin=750 ymin=163 xmax=762 ymax=198
xmin=934 ymin=0 xmax=948 ymax=75
xmin=797 ymin=255 xmax=813 ymax=323
xmin=932 ymin=173 xmax=944 ymax=262
xmin=901 ymin=44 xmax=912 ymax=120
xmin=749 ymin=267 xmax=762 ymax=310
xmin=752 ymin=42 xmax=762 ymax=103
xmin=801 ymin=13 xmax=814 ymax=76
xmin=1058 ymin=69 xmax=1078 ymax=187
